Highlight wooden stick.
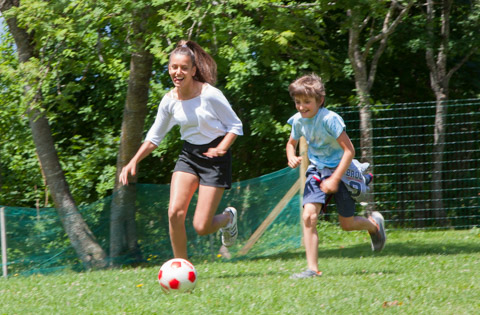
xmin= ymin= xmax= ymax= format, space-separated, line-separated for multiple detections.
xmin=299 ymin=136 xmax=309 ymax=246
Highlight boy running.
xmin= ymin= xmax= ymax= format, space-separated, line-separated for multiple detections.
xmin=286 ymin=74 xmax=386 ymax=279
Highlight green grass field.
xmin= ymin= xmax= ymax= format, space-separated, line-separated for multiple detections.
xmin=1 ymin=228 xmax=480 ymax=314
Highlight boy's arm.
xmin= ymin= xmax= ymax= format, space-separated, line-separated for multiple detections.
xmin=320 ymin=131 xmax=355 ymax=194
xmin=286 ymin=136 xmax=302 ymax=168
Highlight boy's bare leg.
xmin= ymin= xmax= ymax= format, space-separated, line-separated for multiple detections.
xmin=302 ymin=203 xmax=322 ymax=272
xmin=338 ymin=215 xmax=377 ymax=233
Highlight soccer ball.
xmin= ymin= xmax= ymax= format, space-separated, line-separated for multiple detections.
xmin=158 ymin=258 xmax=197 ymax=293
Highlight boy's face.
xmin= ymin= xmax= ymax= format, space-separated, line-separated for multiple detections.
xmin=294 ymin=95 xmax=322 ymax=118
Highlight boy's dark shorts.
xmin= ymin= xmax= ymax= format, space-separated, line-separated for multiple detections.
xmin=303 ymin=167 xmax=355 ymax=217
xmin=173 ymin=136 xmax=232 ymax=189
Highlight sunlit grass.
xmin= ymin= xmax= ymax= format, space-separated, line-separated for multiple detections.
xmin=1 ymin=228 xmax=480 ymax=314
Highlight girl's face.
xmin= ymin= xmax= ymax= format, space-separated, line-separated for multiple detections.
xmin=169 ymin=54 xmax=196 ymax=88
xmin=294 ymin=95 xmax=322 ymax=118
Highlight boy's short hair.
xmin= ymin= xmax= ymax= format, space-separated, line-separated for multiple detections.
xmin=288 ymin=73 xmax=326 ymax=105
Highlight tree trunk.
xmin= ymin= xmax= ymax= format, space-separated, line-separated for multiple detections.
xmin=348 ymin=15 xmax=376 ymax=212
xmin=356 ymin=86 xmax=376 ymax=212
xmin=1 ymin=0 xmax=107 ymax=269
xmin=357 ymin=91 xmax=374 ymax=166
xmin=425 ymin=0 xmax=450 ymax=226
xmin=431 ymin=94 xmax=447 ymax=224
xmin=110 ymin=6 xmax=153 ymax=265
xmin=29 ymin=109 xmax=108 ymax=268
xmin=425 ymin=0 xmax=477 ymax=226
xmin=347 ymin=2 xmax=412 ymax=213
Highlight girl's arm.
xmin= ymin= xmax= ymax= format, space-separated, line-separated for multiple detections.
xmin=203 ymin=132 xmax=238 ymax=157
xmin=320 ymin=131 xmax=355 ymax=194
xmin=119 ymin=140 xmax=158 ymax=185
xmin=286 ymin=136 xmax=302 ymax=168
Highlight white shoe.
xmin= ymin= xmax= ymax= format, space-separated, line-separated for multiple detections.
xmin=220 ymin=207 xmax=237 ymax=247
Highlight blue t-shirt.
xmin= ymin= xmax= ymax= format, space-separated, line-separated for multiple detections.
xmin=287 ymin=107 xmax=346 ymax=169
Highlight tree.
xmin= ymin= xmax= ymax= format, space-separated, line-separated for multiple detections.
xmin=0 ymin=0 xmax=107 ymax=268
xmin=345 ymin=1 xmax=413 ymax=163
xmin=424 ymin=0 xmax=480 ymax=222
xmin=110 ymin=2 xmax=154 ymax=264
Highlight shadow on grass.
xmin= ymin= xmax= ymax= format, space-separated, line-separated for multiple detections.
xmin=207 ymin=270 xmax=290 ymax=280
xmin=206 ymin=266 xmax=399 ymax=280
xmin=237 ymin=237 xmax=480 ymax=262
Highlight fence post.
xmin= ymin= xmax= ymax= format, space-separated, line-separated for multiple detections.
xmin=299 ymin=137 xmax=308 ymax=246
xmin=1 ymin=207 xmax=7 ymax=278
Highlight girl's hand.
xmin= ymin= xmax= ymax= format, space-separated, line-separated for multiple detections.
xmin=287 ymin=155 xmax=303 ymax=169
xmin=203 ymin=147 xmax=227 ymax=158
xmin=119 ymin=162 xmax=137 ymax=186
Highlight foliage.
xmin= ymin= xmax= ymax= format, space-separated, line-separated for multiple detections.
xmin=0 ymin=32 xmax=43 ymax=206
xmin=1 ymin=0 xmax=479 ymax=210
xmin=1 ymin=0 xmax=148 ymax=206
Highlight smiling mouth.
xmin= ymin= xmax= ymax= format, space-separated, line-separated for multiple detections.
xmin=299 ymin=111 xmax=313 ymax=117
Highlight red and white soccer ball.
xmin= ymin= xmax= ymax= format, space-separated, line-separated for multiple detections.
xmin=158 ymin=258 xmax=197 ymax=293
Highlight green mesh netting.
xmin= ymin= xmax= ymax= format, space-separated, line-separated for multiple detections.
xmin=0 ymin=167 xmax=301 ymax=275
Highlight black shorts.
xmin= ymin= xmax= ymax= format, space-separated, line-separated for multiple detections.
xmin=173 ymin=137 xmax=232 ymax=189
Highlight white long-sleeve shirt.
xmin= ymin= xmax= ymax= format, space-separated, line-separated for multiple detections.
xmin=145 ymin=84 xmax=243 ymax=145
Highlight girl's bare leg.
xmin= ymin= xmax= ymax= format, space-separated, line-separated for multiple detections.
xmin=192 ymin=185 xmax=230 ymax=235
xmin=168 ymin=171 xmax=199 ymax=259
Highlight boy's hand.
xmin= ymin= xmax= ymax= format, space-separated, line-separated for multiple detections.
xmin=320 ymin=177 xmax=339 ymax=194
xmin=287 ymin=155 xmax=303 ymax=168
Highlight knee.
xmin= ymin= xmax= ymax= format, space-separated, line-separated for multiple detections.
xmin=302 ymin=207 xmax=319 ymax=227
xmin=192 ymin=221 xmax=209 ymax=236
xmin=339 ymin=219 xmax=354 ymax=231
xmin=168 ymin=207 xmax=186 ymax=226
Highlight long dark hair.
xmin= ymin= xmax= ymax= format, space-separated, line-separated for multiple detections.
xmin=169 ymin=40 xmax=217 ymax=86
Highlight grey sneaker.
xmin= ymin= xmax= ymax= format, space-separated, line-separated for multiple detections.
xmin=369 ymin=211 xmax=386 ymax=251
xmin=290 ymin=269 xmax=323 ymax=279
xmin=220 ymin=207 xmax=237 ymax=247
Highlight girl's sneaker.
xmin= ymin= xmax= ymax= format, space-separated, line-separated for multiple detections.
xmin=290 ymin=269 xmax=323 ymax=279
xmin=220 ymin=207 xmax=237 ymax=247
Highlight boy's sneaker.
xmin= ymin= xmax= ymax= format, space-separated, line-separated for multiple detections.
xmin=220 ymin=207 xmax=237 ymax=247
xmin=290 ymin=269 xmax=323 ymax=279
xmin=368 ymin=211 xmax=386 ymax=251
